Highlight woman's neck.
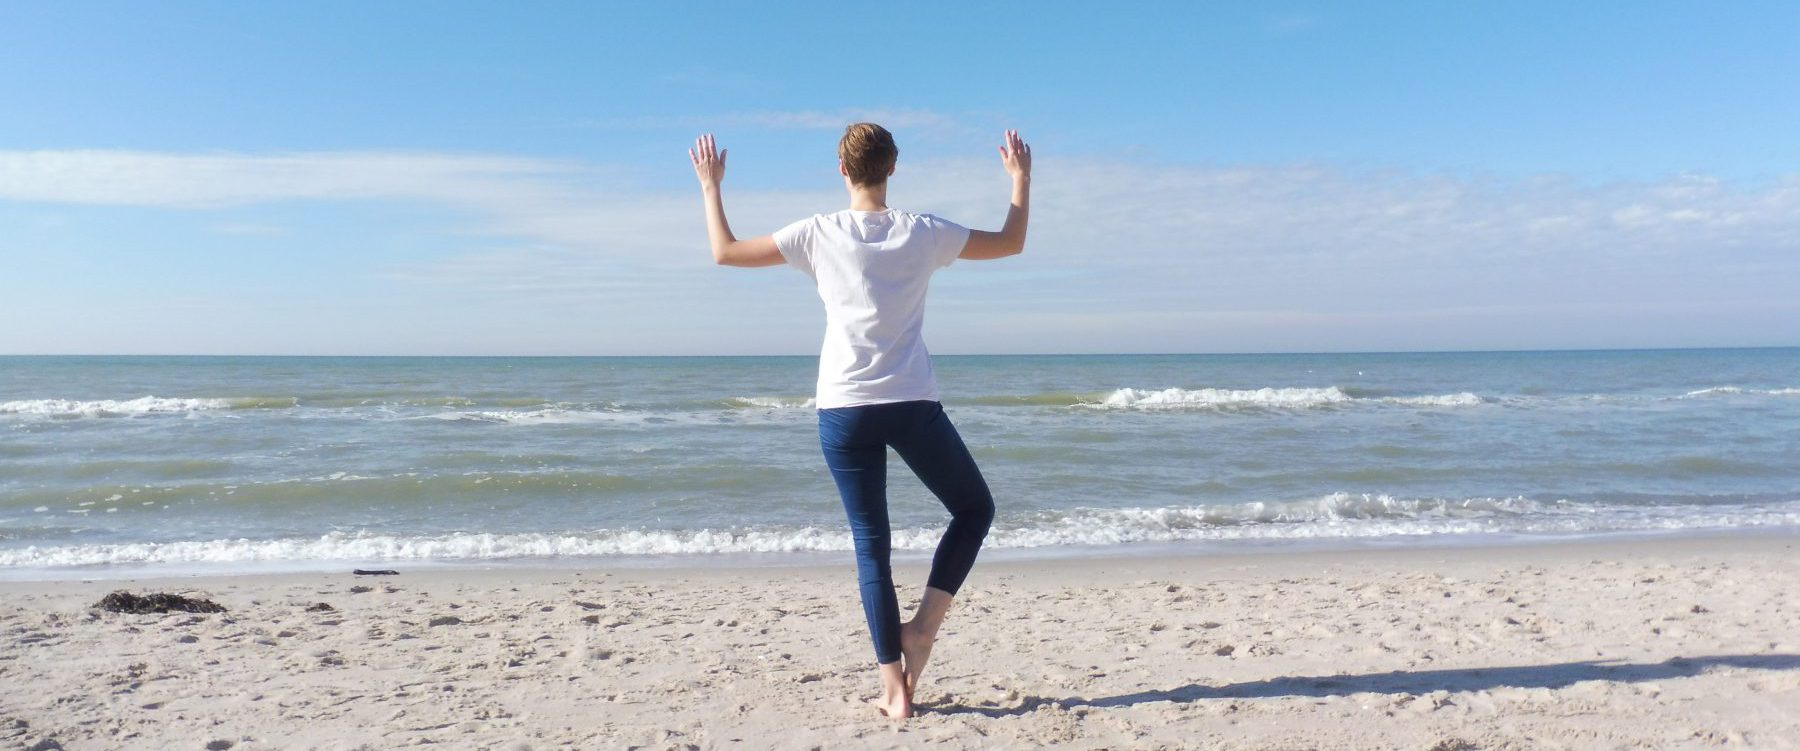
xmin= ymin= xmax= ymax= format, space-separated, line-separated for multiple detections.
xmin=847 ymin=181 xmax=889 ymax=212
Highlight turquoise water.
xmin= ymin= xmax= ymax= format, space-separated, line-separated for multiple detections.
xmin=2 ymin=349 xmax=1798 ymax=574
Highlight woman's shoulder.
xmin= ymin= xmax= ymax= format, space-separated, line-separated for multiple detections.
xmin=878 ymin=209 xmax=949 ymax=225
xmin=896 ymin=211 xmax=966 ymax=232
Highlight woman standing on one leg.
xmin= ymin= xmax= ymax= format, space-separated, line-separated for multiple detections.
xmin=691 ymin=123 xmax=1032 ymax=718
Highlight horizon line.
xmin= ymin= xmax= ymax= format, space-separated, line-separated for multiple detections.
xmin=1 ymin=345 xmax=1795 ymax=359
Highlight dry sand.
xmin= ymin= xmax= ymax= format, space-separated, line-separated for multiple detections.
xmin=3 ymin=534 xmax=1797 ymax=750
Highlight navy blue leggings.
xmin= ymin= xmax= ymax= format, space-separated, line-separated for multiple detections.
xmin=818 ymin=400 xmax=995 ymax=665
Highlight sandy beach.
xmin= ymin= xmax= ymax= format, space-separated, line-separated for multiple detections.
xmin=3 ymin=534 xmax=1796 ymax=750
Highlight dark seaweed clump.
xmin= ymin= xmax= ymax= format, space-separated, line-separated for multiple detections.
xmin=95 ymin=591 xmax=226 ymax=614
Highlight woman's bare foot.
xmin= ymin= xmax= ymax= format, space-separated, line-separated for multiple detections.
xmin=869 ymin=693 xmax=911 ymax=718
xmin=871 ymin=661 xmax=912 ymax=718
xmin=902 ymin=587 xmax=956 ymax=695
xmin=900 ymin=619 xmax=936 ymax=696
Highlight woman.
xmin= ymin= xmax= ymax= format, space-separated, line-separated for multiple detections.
xmin=691 ymin=123 xmax=1031 ymax=718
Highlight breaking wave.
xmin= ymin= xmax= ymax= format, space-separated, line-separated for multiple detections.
xmin=7 ymin=493 xmax=1796 ymax=568
xmin=7 ymin=384 xmax=1793 ymax=424
xmin=726 ymin=396 xmax=816 ymax=409
xmin=0 ymin=396 xmax=293 ymax=417
xmin=423 ymin=407 xmax=637 ymax=425
xmin=1089 ymin=387 xmax=1485 ymax=410
xmin=1681 ymin=386 xmax=1800 ymax=398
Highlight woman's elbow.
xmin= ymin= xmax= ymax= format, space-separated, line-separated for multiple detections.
xmin=1006 ymin=229 xmax=1027 ymax=256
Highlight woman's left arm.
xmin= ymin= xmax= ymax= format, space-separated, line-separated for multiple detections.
xmin=691 ymin=133 xmax=783 ymax=267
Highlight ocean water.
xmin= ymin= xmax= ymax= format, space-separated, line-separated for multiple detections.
xmin=2 ymin=350 xmax=1798 ymax=576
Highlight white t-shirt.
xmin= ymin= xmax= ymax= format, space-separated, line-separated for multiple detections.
xmin=772 ymin=208 xmax=971 ymax=409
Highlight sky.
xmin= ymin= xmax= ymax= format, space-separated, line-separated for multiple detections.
xmin=2 ymin=1 xmax=1797 ymax=355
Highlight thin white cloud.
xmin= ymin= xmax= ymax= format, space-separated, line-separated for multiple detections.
xmin=0 ymin=150 xmax=575 ymax=209
xmin=209 ymin=222 xmax=287 ymax=236
xmin=6 ymin=149 xmax=1798 ymax=268
xmin=3 ymin=148 xmax=1798 ymax=352
xmin=571 ymin=107 xmax=964 ymax=132
xmin=730 ymin=108 xmax=961 ymax=130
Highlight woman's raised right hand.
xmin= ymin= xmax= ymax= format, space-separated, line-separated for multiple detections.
xmin=999 ymin=129 xmax=1031 ymax=182
xmin=690 ymin=133 xmax=727 ymax=189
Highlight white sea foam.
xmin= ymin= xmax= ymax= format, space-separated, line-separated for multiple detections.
xmin=728 ymin=396 xmax=817 ymax=409
xmin=0 ymin=396 xmax=300 ymax=417
xmin=1378 ymin=392 xmax=1486 ymax=407
xmin=0 ymin=528 xmax=861 ymax=567
xmin=1096 ymin=387 xmax=1354 ymax=409
xmin=417 ymin=403 xmax=813 ymax=428
xmin=1685 ymin=386 xmax=1745 ymax=397
xmin=425 ymin=408 xmax=638 ymax=425
xmin=7 ymin=494 xmax=1797 ymax=568
xmin=1089 ymin=387 xmax=1484 ymax=410
xmin=0 ymin=396 xmax=234 ymax=417
xmin=1682 ymin=386 xmax=1800 ymax=398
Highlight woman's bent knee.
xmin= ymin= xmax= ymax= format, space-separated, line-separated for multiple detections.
xmin=961 ymin=493 xmax=995 ymax=535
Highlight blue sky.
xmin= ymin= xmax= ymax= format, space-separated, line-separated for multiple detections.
xmin=2 ymin=1 xmax=1797 ymax=355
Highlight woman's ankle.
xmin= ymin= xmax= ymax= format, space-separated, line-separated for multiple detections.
xmin=878 ymin=661 xmax=909 ymax=693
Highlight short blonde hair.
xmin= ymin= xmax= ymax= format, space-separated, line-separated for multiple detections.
xmin=838 ymin=123 xmax=897 ymax=187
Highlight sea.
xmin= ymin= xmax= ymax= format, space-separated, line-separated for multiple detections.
xmin=2 ymin=349 xmax=1797 ymax=579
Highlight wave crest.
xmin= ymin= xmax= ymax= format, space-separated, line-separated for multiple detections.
xmin=1088 ymin=387 xmax=1484 ymax=410
xmin=0 ymin=396 xmax=273 ymax=417
xmin=1682 ymin=386 xmax=1800 ymax=398
xmin=8 ymin=494 xmax=1796 ymax=568
xmin=726 ymin=396 xmax=816 ymax=409
xmin=1098 ymin=386 xmax=1353 ymax=409
xmin=425 ymin=407 xmax=633 ymax=425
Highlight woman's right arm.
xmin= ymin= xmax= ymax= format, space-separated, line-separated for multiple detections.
xmin=692 ymin=133 xmax=784 ymax=267
xmin=960 ymin=129 xmax=1032 ymax=260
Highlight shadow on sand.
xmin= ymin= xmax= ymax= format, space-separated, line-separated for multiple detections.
xmin=924 ymin=653 xmax=1800 ymax=718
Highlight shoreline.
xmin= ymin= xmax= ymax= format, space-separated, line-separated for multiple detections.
xmin=4 ymin=532 xmax=1797 ymax=748
xmin=4 ymin=525 xmax=1797 ymax=584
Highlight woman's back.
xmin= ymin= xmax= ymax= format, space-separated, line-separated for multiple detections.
xmin=773 ymin=207 xmax=970 ymax=409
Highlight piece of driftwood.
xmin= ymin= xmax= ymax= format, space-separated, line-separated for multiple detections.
xmin=95 ymin=591 xmax=226 ymax=614
xmin=352 ymin=569 xmax=399 ymax=576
